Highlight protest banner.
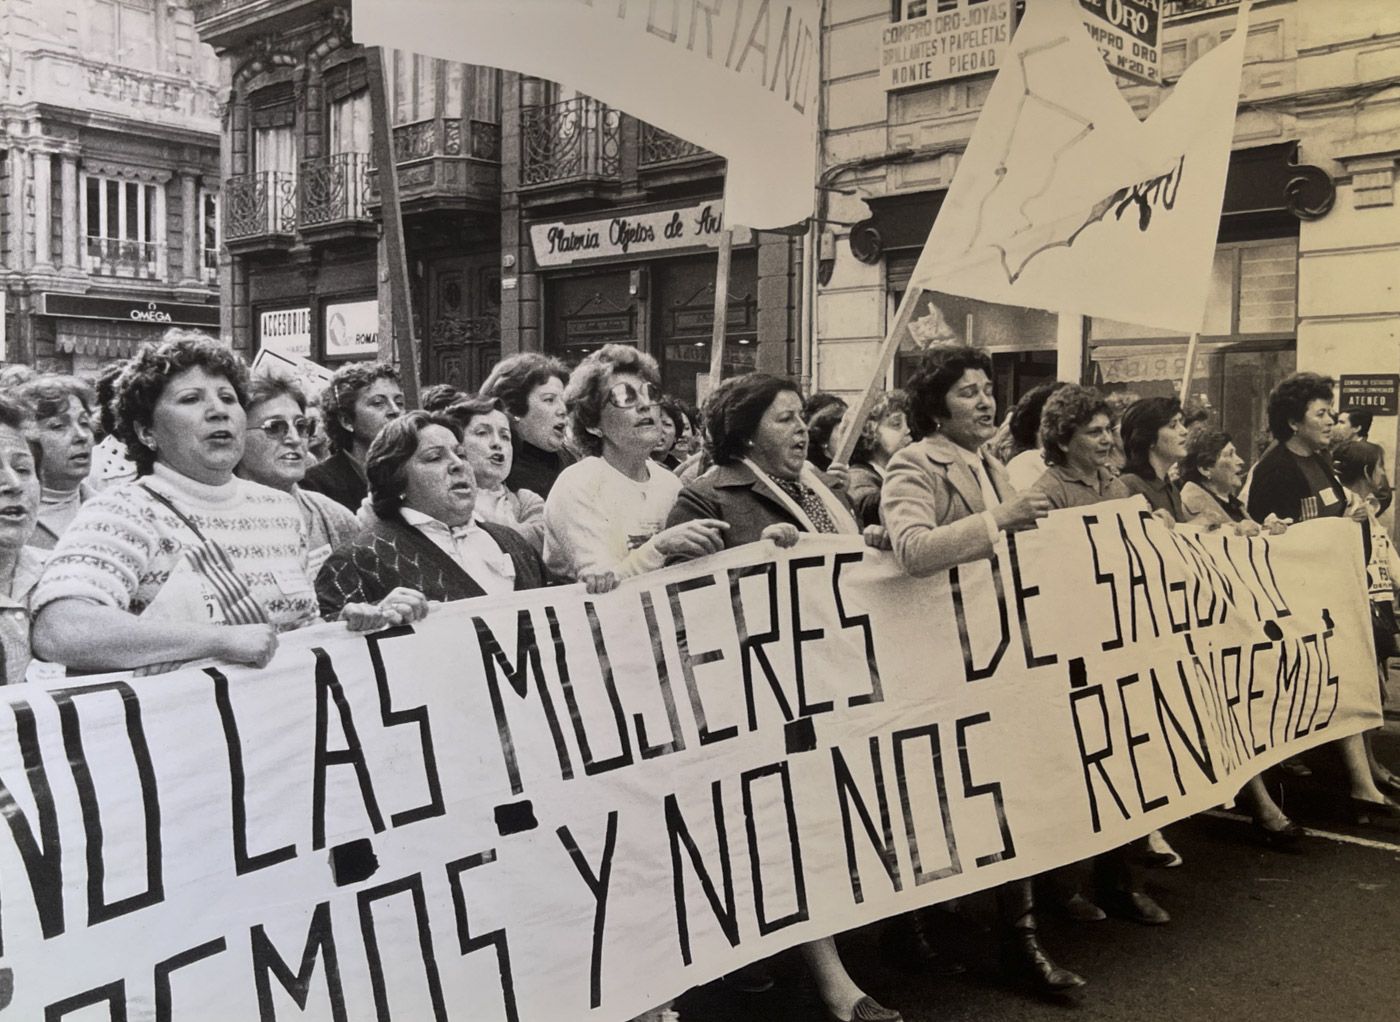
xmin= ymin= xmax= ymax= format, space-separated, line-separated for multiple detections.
xmin=0 ymin=502 xmax=1379 ymax=1021
xmin=906 ymin=0 xmax=1250 ymax=334
xmin=352 ymin=0 xmax=820 ymax=233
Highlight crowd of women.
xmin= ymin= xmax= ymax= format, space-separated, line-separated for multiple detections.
xmin=0 ymin=329 xmax=1395 ymax=1022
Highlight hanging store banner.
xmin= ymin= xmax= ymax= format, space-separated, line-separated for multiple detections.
xmin=0 ymin=502 xmax=1378 ymax=1021
xmin=882 ymin=0 xmax=1015 ymax=91
xmin=1079 ymin=0 xmax=1163 ymax=86
xmin=352 ymin=0 xmax=821 ymax=231
xmin=530 ymin=200 xmax=737 ymax=268
xmin=909 ymin=0 xmax=1251 ymax=334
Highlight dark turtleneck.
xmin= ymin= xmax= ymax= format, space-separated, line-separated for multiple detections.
xmin=506 ymin=434 xmax=575 ymax=499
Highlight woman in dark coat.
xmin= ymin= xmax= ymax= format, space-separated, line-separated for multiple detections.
xmin=1117 ymin=396 xmax=1190 ymax=524
xmin=316 ymin=412 xmax=546 ymax=630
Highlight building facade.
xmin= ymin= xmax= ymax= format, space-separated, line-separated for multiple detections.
xmin=819 ymin=0 xmax=1400 ymax=477
xmin=1 ymin=0 xmax=223 ymax=375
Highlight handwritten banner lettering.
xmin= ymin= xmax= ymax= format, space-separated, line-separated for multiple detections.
xmin=0 ymin=502 xmax=1380 ymax=1020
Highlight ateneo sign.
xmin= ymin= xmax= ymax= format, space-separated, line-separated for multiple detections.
xmin=881 ymin=0 xmax=1013 ymax=91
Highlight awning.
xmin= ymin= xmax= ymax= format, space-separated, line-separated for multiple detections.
xmin=55 ymin=318 xmax=163 ymax=359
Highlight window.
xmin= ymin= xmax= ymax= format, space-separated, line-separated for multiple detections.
xmin=391 ymin=51 xmax=438 ymax=124
xmin=86 ymin=0 xmax=158 ymax=68
xmin=329 ymin=90 xmax=371 ymax=155
xmin=254 ymin=125 xmax=297 ymax=177
xmin=200 ymin=189 xmax=221 ymax=284
xmin=82 ymin=173 xmax=164 ymax=280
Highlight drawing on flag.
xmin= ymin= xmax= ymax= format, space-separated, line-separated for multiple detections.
xmin=352 ymin=0 xmax=821 ymax=231
xmin=908 ymin=0 xmax=1252 ymax=333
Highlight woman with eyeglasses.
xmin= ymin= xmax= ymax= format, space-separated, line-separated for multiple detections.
xmin=237 ymin=375 xmax=360 ymax=579
xmin=31 ymin=333 xmax=318 ymax=674
xmin=543 ymin=345 xmax=728 ymax=593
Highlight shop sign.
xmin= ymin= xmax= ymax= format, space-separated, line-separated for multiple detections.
xmin=530 ymin=201 xmax=730 ymax=269
xmin=259 ymin=308 xmax=311 ymax=359
xmin=1078 ymin=0 xmax=1162 ymax=86
xmin=38 ymin=292 xmax=219 ymax=328
xmin=1339 ymin=374 xmax=1400 ymax=416
xmin=324 ymin=299 xmax=379 ymax=359
xmin=881 ymin=0 xmax=1013 ymax=92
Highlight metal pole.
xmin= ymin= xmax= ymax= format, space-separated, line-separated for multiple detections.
xmin=1178 ymin=331 xmax=1200 ymax=406
xmin=707 ymin=227 xmax=734 ymax=395
xmin=831 ymin=283 xmax=923 ymax=466
xmin=364 ymin=45 xmax=421 ymax=407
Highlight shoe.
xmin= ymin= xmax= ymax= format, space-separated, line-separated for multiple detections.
xmin=721 ymin=960 xmax=775 ymax=993
xmin=1099 ymin=891 xmax=1171 ymax=926
xmin=1056 ymin=892 xmax=1107 ymax=923
xmin=1252 ymin=818 xmax=1305 ymax=852
xmin=823 ymin=994 xmax=904 ymax=1022
xmin=1278 ymin=757 xmax=1313 ymax=778
xmin=1376 ymin=774 xmax=1400 ymax=799
xmin=879 ymin=911 xmax=966 ymax=977
xmin=1137 ymin=830 xmax=1183 ymax=869
xmin=1349 ymin=795 xmax=1400 ymax=825
xmin=1000 ymin=933 xmax=1088 ymax=998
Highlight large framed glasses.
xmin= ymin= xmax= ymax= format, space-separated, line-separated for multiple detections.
xmin=605 ymin=381 xmax=662 ymax=409
xmin=252 ymin=416 xmax=317 ymax=441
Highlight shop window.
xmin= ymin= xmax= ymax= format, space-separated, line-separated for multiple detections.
xmin=81 ymin=174 xmax=163 ymax=280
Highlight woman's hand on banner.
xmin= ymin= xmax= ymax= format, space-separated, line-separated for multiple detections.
xmin=1151 ymin=508 xmax=1177 ymax=531
xmin=217 ymin=624 xmax=279 ymax=668
xmin=862 ymin=524 xmax=892 ymax=550
xmin=993 ymin=491 xmax=1052 ymax=533
xmin=1262 ymin=513 xmax=1291 ymax=536
xmin=377 ymin=587 xmax=430 ymax=625
xmin=761 ymin=523 xmax=801 ymax=548
xmin=654 ymin=519 xmax=730 ymax=560
xmin=1234 ymin=519 xmax=1263 ymax=538
xmin=580 ymin=570 xmax=620 ymax=594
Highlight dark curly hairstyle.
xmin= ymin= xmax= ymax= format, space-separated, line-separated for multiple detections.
xmin=563 ymin=344 xmax=661 ymax=458
xmin=905 ymin=345 xmax=994 ymax=438
xmin=1333 ymin=438 xmax=1385 ymax=487
xmin=441 ymin=395 xmax=506 ymax=431
xmin=15 ymin=375 xmax=95 ymax=422
xmin=851 ymin=389 xmax=911 ymax=465
xmin=0 ymin=391 xmax=41 ymax=469
xmin=1039 ymin=385 xmax=1112 ymax=467
xmin=114 ymin=332 xmax=250 ymax=476
xmin=1009 ymin=381 xmax=1069 ymax=454
xmin=1266 ymin=372 xmax=1334 ymax=442
xmin=322 ymin=361 xmax=401 ymax=454
xmin=1180 ymin=428 xmax=1234 ymax=488
xmin=94 ymin=361 xmax=126 ymax=440
xmin=1119 ymin=396 xmax=1182 ymax=480
xmin=703 ymin=373 xmax=802 ymax=467
xmin=365 ymin=411 xmax=464 ymax=520
xmin=479 ymin=352 xmax=570 ymax=418
xmin=420 ymin=383 xmax=466 ymax=414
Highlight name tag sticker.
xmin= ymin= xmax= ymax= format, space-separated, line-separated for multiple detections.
xmin=1320 ymin=488 xmax=1340 ymax=507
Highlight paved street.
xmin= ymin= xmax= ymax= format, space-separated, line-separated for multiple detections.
xmin=675 ymin=698 xmax=1400 ymax=1022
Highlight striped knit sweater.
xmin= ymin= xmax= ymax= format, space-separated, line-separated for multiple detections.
xmin=32 ymin=463 xmax=319 ymax=630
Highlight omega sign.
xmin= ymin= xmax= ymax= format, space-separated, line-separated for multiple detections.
xmin=130 ymin=302 xmax=173 ymax=324
xmin=38 ymin=292 xmax=219 ymax=328
xmin=529 ymin=201 xmax=742 ymax=268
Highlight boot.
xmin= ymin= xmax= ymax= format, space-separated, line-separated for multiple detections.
xmin=995 ymin=880 xmax=1087 ymax=997
xmin=879 ymin=909 xmax=966 ymax=976
xmin=1093 ymin=847 xmax=1171 ymax=925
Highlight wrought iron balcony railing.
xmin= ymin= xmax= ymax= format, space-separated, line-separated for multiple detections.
xmin=85 ymin=236 xmax=163 ymax=280
xmin=520 ymin=96 xmax=621 ymax=187
xmin=391 ymin=118 xmax=501 ymax=163
xmin=224 ymin=170 xmax=297 ymax=240
xmin=299 ymin=152 xmax=372 ymax=227
xmin=639 ymin=122 xmax=712 ymax=167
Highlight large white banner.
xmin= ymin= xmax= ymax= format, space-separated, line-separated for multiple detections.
xmin=909 ymin=0 xmax=1250 ymax=333
xmin=353 ymin=0 xmax=821 ymax=231
xmin=0 ymin=503 xmax=1379 ymax=1020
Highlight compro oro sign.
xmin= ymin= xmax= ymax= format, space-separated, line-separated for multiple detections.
xmin=882 ymin=0 xmax=1013 ymax=91
xmin=1079 ymin=0 xmax=1162 ymax=86
xmin=529 ymin=201 xmax=737 ymax=269
xmin=259 ymin=308 xmax=312 ymax=359
xmin=324 ymin=299 xmax=379 ymax=358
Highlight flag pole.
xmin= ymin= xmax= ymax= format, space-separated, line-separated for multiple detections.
xmin=707 ymin=228 xmax=734 ymax=394
xmin=1178 ymin=332 xmax=1200 ymax=407
xmin=831 ymin=283 xmax=924 ymax=467
xmin=365 ymin=44 xmax=421 ymax=408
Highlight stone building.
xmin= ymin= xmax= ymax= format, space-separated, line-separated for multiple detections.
xmin=818 ymin=0 xmax=1400 ymax=474
xmin=0 ymin=0 xmax=223 ymax=374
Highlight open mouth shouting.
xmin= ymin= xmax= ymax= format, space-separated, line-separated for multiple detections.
xmin=0 ymin=502 xmax=32 ymax=524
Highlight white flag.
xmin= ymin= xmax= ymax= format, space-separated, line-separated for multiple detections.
xmin=353 ymin=0 xmax=820 ymax=231
xmin=909 ymin=0 xmax=1252 ymax=334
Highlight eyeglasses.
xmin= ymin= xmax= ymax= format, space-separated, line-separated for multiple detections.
xmin=252 ymin=416 xmax=317 ymax=441
xmin=605 ymin=381 xmax=662 ymax=409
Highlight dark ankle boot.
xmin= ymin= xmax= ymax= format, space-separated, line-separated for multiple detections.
xmin=880 ymin=910 xmax=966 ymax=976
xmin=995 ymin=880 xmax=1087 ymax=997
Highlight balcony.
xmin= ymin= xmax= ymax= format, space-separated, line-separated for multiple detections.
xmin=85 ymin=236 xmax=165 ymax=280
xmin=638 ymin=121 xmax=724 ymax=193
xmin=367 ymin=118 xmax=502 ymax=216
xmin=223 ymin=171 xmax=297 ymax=251
xmin=519 ymin=96 xmax=622 ymax=202
xmin=299 ymin=152 xmax=375 ymax=240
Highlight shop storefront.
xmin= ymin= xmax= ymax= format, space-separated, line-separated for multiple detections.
xmin=37 ymin=292 xmax=220 ymax=375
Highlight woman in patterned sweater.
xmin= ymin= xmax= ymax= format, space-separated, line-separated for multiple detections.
xmin=31 ymin=333 xmax=325 ymax=674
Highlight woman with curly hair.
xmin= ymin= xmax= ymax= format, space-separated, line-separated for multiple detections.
xmin=542 ymin=345 xmax=728 ymax=592
xmin=847 ymin=389 xmax=912 ymax=527
xmin=441 ymin=395 xmax=545 ymax=552
xmin=14 ymin=375 xmax=97 ymax=548
xmin=30 ymin=331 xmax=317 ymax=673
xmin=480 ymin=352 xmax=575 ymax=498
xmin=301 ymin=361 xmax=405 ymax=511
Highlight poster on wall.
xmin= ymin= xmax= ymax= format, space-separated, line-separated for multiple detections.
xmin=324 ymin=298 xmax=379 ymax=359
xmin=259 ymin=308 xmax=312 ymax=359
xmin=1079 ymin=0 xmax=1163 ymax=86
xmin=881 ymin=0 xmax=1014 ymax=91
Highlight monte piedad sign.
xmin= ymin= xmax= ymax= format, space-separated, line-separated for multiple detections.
xmin=881 ymin=0 xmax=1014 ymax=91
xmin=1079 ymin=0 xmax=1163 ymax=86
